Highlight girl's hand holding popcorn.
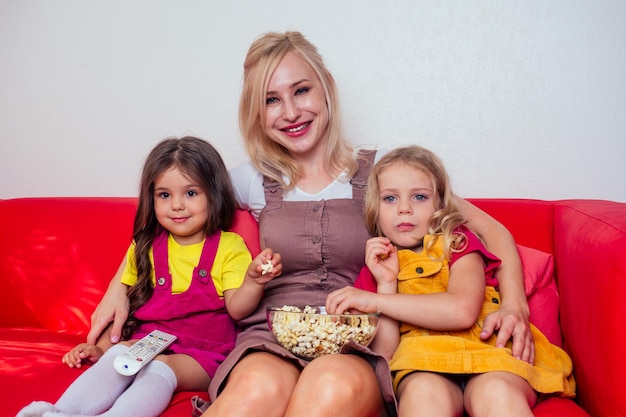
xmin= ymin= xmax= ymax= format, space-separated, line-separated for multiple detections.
xmin=365 ymin=236 xmax=399 ymax=288
xmin=225 ymin=248 xmax=283 ymax=321
xmin=249 ymin=248 xmax=282 ymax=285
xmin=325 ymin=286 xmax=381 ymax=316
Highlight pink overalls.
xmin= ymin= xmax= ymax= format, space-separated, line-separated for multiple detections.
xmin=132 ymin=230 xmax=237 ymax=378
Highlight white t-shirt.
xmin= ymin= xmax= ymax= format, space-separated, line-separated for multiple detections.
xmin=229 ymin=148 xmax=387 ymax=221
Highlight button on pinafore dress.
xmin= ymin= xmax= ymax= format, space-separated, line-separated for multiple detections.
xmin=207 ymin=151 xmax=397 ymax=416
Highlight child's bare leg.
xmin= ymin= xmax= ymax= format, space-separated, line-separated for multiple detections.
xmin=157 ymin=353 xmax=210 ymax=391
xmin=464 ymin=371 xmax=537 ymax=417
xmin=396 ymin=372 xmax=463 ymax=417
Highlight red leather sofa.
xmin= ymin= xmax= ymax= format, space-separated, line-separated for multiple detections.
xmin=1 ymin=197 xmax=624 ymax=417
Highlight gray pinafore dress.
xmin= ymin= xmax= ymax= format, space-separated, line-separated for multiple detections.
xmin=207 ymin=150 xmax=397 ymax=416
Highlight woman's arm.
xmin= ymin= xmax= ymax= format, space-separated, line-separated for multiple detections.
xmin=87 ymin=258 xmax=130 ymax=345
xmin=456 ymin=197 xmax=534 ymax=363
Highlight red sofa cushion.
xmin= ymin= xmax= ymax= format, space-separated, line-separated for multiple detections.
xmin=0 ymin=327 xmax=210 ymax=417
xmin=1 ymin=328 xmax=86 ymax=417
xmin=518 ymin=245 xmax=562 ymax=347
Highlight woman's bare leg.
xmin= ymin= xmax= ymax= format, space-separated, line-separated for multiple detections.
xmin=201 ymin=352 xmax=300 ymax=417
xmin=285 ymin=354 xmax=387 ymax=417
xmin=464 ymin=371 xmax=537 ymax=417
xmin=396 ymin=372 xmax=463 ymax=417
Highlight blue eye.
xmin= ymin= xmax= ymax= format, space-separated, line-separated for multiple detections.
xmin=414 ymin=194 xmax=427 ymax=201
xmin=383 ymin=195 xmax=397 ymax=202
xmin=295 ymin=87 xmax=309 ymax=95
xmin=266 ymin=96 xmax=278 ymax=105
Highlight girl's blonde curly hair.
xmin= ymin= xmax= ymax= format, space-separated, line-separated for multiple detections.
xmin=364 ymin=145 xmax=468 ymax=260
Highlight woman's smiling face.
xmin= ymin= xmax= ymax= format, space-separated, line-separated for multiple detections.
xmin=263 ymin=51 xmax=329 ymax=157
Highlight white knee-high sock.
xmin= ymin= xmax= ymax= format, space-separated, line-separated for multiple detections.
xmin=54 ymin=344 xmax=134 ymax=415
xmin=16 ymin=401 xmax=58 ymax=417
xmin=99 ymin=360 xmax=177 ymax=417
xmin=42 ymin=360 xmax=177 ymax=417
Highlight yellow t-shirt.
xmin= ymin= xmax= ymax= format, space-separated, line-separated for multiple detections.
xmin=121 ymin=231 xmax=251 ymax=297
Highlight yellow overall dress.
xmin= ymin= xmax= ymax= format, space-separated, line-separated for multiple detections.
xmin=389 ymin=234 xmax=576 ymax=397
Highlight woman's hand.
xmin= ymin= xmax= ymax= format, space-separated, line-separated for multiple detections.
xmin=87 ymin=260 xmax=130 ymax=345
xmin=480 ymin=305 xmax=535 ymax=364
xmin=62 ymin=343 xmax=105 ymax=368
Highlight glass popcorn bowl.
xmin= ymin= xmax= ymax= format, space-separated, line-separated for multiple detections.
xmin=266 ymin=305 xmax=380 ymax=359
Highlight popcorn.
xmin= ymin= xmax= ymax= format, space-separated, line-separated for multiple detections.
xmin=268 ymin=305 xmax=378 ymax=359
xmin=261 ymin=260 xmax=274 ymax=275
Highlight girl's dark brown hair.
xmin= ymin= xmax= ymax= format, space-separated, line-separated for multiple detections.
xmin=122 ymin=136 xmax=236 ymax=339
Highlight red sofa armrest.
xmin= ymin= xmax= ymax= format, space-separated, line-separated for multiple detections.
xmin=554 ymin=200 xmax=626 ymax=417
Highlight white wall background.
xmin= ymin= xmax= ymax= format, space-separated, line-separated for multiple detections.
xmin=1 ymin=0 xmax=625 ymax=202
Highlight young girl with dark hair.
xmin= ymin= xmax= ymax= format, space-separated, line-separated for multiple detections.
xmin=17 ymin=136 xmax=282 ymax=417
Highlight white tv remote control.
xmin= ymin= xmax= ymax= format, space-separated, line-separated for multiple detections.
xmin=113 ymin=329 xmax=177 ymax=376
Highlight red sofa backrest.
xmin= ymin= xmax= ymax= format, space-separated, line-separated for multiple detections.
xmin=0 ymin=198 xmax=261 ymax=333
xmin=0 ymin=198 xmax=137 ymax=331
xmin=0 ymin=197 xmax=553 ymax=334
xmin=470 ymin=198 xmax=555 ymax=254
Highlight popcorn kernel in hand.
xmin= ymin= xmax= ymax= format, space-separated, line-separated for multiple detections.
xmin=261 ymin=260 xmax=274 ymax=275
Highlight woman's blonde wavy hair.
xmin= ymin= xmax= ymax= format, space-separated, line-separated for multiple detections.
xmin=239 ymin=31 xmax=357 ymax=188
xmin=364 ymin=145 xmax=468 ymax=260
